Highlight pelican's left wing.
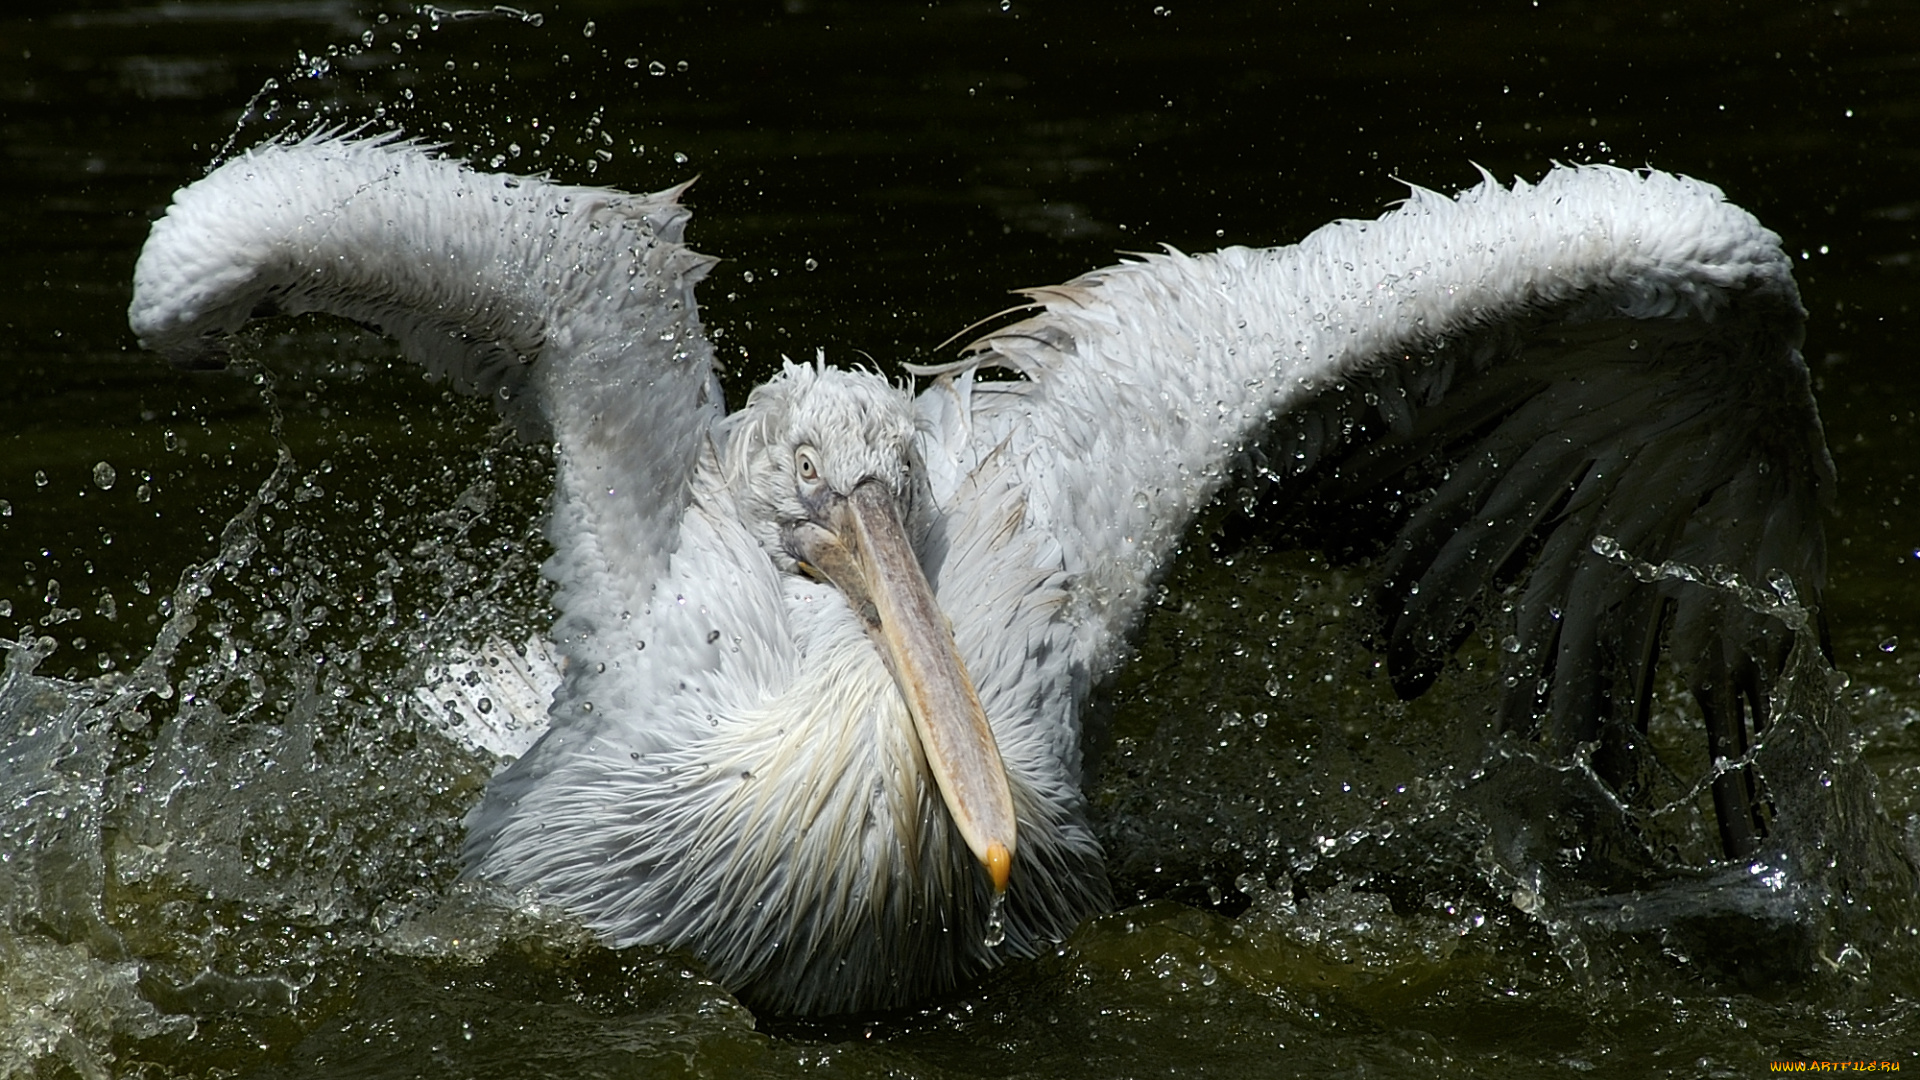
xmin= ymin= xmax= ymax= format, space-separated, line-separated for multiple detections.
xmin=130 ymin=133 xmax=722 ymax=598
xmin=915 ymin=166 xmax=1828 ymax=856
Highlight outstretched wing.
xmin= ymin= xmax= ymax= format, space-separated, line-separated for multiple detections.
xmin=914 ymin=165 xmax=1828 ymax=857
xmin=129 ymin=133 xmax=723 ymax=610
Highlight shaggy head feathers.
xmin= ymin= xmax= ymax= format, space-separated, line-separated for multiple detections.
xmin=718 ymin=358 xmax=929 ymax=565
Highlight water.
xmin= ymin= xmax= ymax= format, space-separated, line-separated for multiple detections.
xmin=4 ymin=1 xmax=1920 ymax=1076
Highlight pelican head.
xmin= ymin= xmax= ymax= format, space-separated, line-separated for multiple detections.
xmin=722 ymin=361 xmax=1018 ymax=893
xmin=724 ymin=361 xmax=923 ymax=570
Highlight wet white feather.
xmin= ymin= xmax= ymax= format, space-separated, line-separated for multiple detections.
xmin=926 ymin=165 xmax=1798 ymax=682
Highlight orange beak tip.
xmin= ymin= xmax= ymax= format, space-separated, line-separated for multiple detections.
xmin=986 ymin=840 xmax=1012 ymax=893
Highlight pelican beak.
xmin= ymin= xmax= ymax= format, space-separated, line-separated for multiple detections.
xmin=788 ymin=480 xmax=1017 ymax=894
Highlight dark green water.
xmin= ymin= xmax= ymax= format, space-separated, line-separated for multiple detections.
xmin=4 ymin=1 xmax=1920 ymax=1076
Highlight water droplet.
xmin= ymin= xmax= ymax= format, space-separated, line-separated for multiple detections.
xmin=0 ymin=500 xmax=9 ymax=516
xmin=983 ymin=892 xmax=1007 ymax=948
xmin=1880 ymin=636 xmax=1899 ymax=653
xmin=673 ymin=151 xmax=689 ymax=164
xmin=33 ymin=470 xmax=48 ymax=488
xmin=649 ymin=60 xmax=667 ymax=76
xmin=677 ymin=60 xmax=689 ymax=72
xmin=581 ymin=19 xmax=595 ymax=37
xmin=804 ymin=257 xmax=819 ymax=271
xmin=1501 ymin=634 xmax=1521 ymax=653
xmin=625 ymin=57 xmax=641 ymax=69
xmin=0 ymin=600 xmax=10 ymax=617
xmin=92 ymin=461 xmax=116 ymax=490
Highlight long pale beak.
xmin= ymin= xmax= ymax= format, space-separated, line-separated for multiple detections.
xmin=787 ymin=480 xmax=1017 ymax=893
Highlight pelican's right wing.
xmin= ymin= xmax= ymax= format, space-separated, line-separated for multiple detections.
xmin=916 ymin=166 xmax=1828 ymax=855
xmin=130 ymin=133 xmax=722 ymax=599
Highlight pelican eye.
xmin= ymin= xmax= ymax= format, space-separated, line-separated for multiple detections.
xmin=795 ymin=447 xmax=820 ymax=484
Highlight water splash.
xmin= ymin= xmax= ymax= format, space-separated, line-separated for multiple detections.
xmin=1589 ymin=533 xmax=1811 ymax=632
xmin=0 ymin=355 xmax=556 ymax=1074
xmin=1095 ymin=527 xmax=1917 ymax=1019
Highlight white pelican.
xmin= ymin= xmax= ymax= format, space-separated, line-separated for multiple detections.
xmin=126 ymin=134 xmax=1828 ymax=1015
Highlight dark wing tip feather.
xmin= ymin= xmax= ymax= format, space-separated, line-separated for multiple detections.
xmin=1262 ymin=286 xmax=1822 ymax=860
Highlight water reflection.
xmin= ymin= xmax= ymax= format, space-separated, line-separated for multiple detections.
xmin=4 ymin=1 xmax=1920 ymax=1076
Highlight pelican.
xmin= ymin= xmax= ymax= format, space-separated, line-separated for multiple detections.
xmin=127 ymin=133 xmax=1829 ymax=1015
